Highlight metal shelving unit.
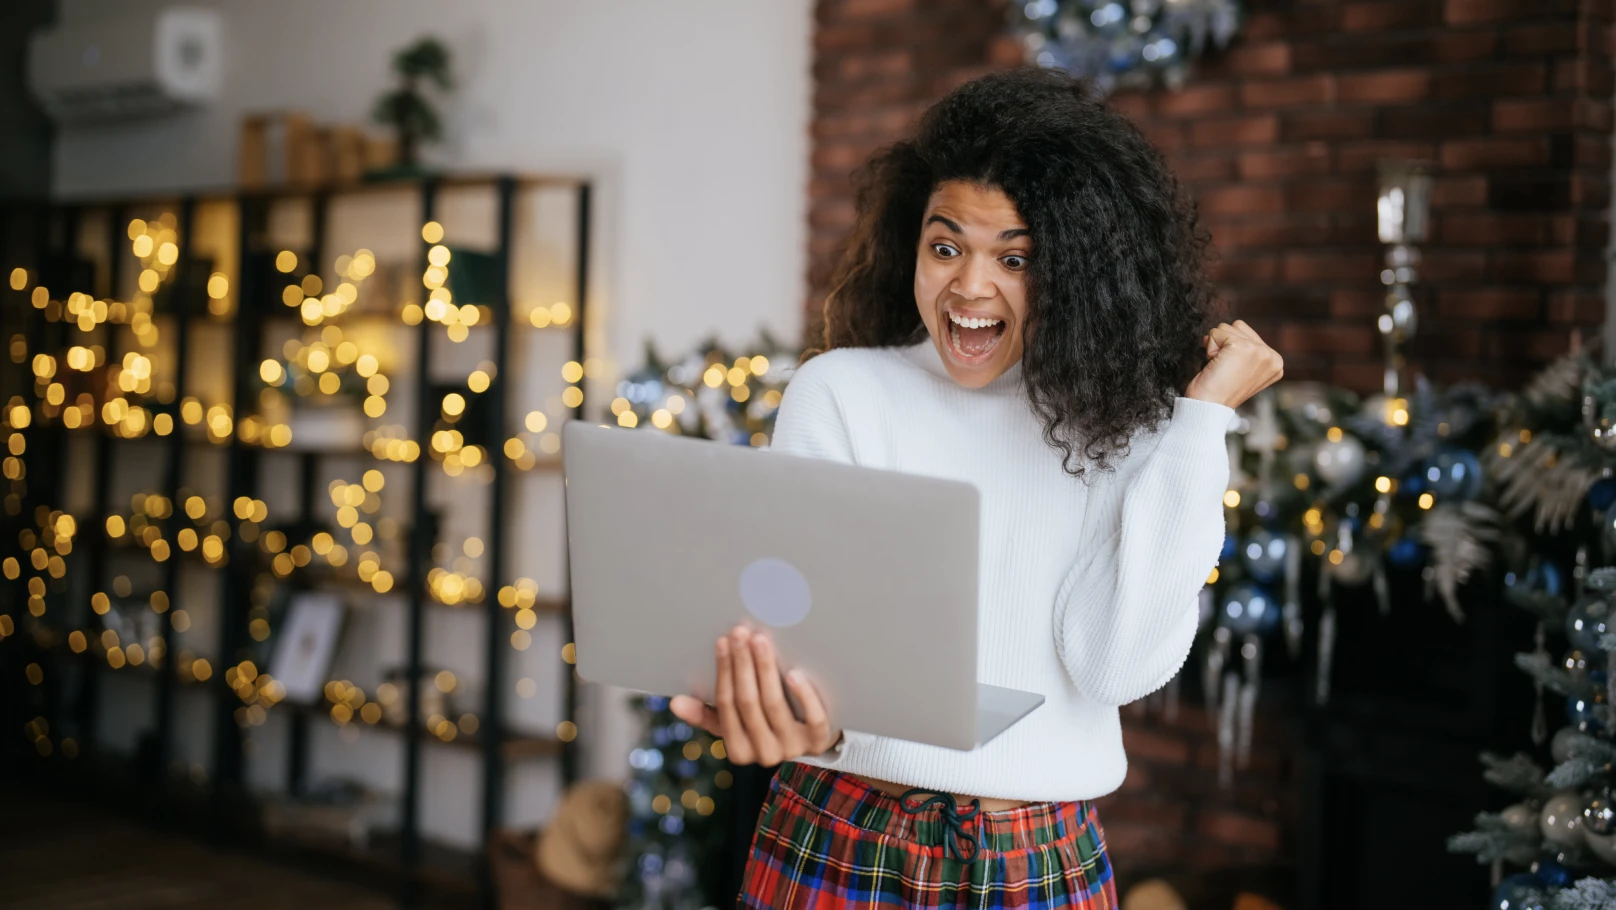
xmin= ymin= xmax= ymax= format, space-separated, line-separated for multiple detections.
xmin=0 ymin=173 xmax=590 ymax=908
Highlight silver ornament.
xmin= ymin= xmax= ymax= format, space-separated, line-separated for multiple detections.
xmin=1586 ymin=829 xmax=1616 ymax=864
xmin=1566 ymin=594 xmax=1612 ymax=654
xmin=1313 ymin=435 xmax=1366 ymax=487
xmin=1240 ymin=527 xmax=1288 ymax=583
xmin=1501 ymin=802 xmax=1539 ymax=833
xmin=1585 ymin=790 xmax=1616 ymax=836
xmin=1540 ymin=791 xmax=1587 ymax=847
xmin=1551 ymin=726 xmax=1583 ymax=764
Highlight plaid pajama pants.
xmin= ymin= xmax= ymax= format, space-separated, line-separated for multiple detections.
xmin=739 ymin=762 xmax=1117 ymax=909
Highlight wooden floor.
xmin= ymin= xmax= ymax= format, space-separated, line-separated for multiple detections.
xmin=0 ymin=794 xmax=397 ymax=910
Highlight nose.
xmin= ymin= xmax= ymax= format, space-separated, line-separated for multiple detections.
xmin=951 ymin=253 xmax=996 ymax=301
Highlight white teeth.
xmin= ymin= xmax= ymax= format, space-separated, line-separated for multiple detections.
xmin=948 ymin=312 xmax=1002 ymax=329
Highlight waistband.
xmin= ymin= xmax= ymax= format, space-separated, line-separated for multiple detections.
xmin=773 ymin=761 xmax=1095 ymax=855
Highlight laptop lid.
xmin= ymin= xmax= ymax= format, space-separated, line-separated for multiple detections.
xmin=563 ymin=421 xmax=984 ymax=751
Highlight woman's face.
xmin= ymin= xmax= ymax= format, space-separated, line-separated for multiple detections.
xmin=913 ymin=181 xmax=1030 ymax=388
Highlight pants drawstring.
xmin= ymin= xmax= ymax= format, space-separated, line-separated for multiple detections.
xmin=899 ymin=789 xmax=983 ymax=861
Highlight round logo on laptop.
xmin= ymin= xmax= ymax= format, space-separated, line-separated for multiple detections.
xmin=739 ymin=557 xmax=811 ymax=628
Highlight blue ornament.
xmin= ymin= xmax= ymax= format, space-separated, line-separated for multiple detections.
xmin=1399 ymin=470 xmax=1427 ymax=497
xmin=1220 ymin=531 xmax=1238 ymax=562
xmin=1592 ymin=477 xmax=1616 ymax=511
xmin=1493 ymin=872 xmax=1546 ymax=910
xmin=658 ymin=814 xmax=684 ymax=835
xmin=1566 ymin=595 xmax=1612 ymax=653
xmin=1240 ymin=528 xmax=1287 ymax=583
xmin=675 ymin=759 xmax=698 ymax=778
xmin=638 ymin=851 xmax=663 ymax=875
xmin=1425 ymin=448 xmax=1483 ymax=501
xmin=646 ymin=695 xmax=669 ymax=711
xmin=1534 ymin=857 xmax=1574 ymax=887
xmin=1386 ymin=537 xmax=1426 ymax=568
xmin=1568 ymin=694 xmax=1605 ymax=733
xmin=1219 ymin=582 xmax=1279 ymax=636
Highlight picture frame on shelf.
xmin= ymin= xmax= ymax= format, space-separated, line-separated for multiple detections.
xmin=269 ymin=591 xmax=347 ymax=704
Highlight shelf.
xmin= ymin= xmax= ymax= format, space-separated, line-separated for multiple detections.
xmin=50 ymin=170 xmax=587 ymax=207
xmin=276 ymin=698 xmax=563 ymax=761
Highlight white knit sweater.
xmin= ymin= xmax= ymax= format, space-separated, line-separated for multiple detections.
xmin=770 ymin=340 xmax=1236 ymax=802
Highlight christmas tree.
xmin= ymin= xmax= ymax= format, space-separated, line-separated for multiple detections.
xmin=612 ymin=338 xmax=797 ymax=910
xmin=1449 ymin=348 xmax=1616 ymax=909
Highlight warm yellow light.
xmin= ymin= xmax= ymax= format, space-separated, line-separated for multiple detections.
xmin=561 ymin=361 xmax=584 ymax=383
xmin=1418 ymin=492 xmax=1435 ymax=510
xmin=618 ymin=411 xmax=638 ymax=428
xmin=562 ymin=387 xmax=584 ymax=409
xmin=667 ymin=395 xmax=686 ymax=415
xmin=443 ymin=393 xmax=466 ymax=416
xmin=260 ymin=359 xmax=283 ymax=384
xmin=610 ymin=397 xmax=631 ymax=416
xmin=371 ymin=570 xmax=394 ymax=593
xmin=275 ymin=251 xmax=297 ymax=273
xmin=468 ymin=370 xmax=490 ymax=393
xmin=354 ymin=353 xmax=379 ymax=378
xmin=269 ymin=424 xmax=292 ymax=447
xmin=402 ymin=303 xmax=424 ymax=325
xmin=529 ymin=307 xmax=552 ymax=328
xmin=156 ymin=241 xmax=178 ymax=266
xmin=549 ymin=302 xmax=573 ymax=325
xmin=751 ymin=355 xmax=771 ymax=376
xmin=185 ymin=496 xmax=206 ymax=520
xmin=428 ymin=245 xmax=451 ymax=267
xmin=335 ymin=341 xmax=358 ymax=364
xmin=1326 ymin=426 xmax=1343 ymax=442
xmin=703 ymin=365 xmax=725 ymax=388
xmin=651 ymin=409 xmax=673 ymax=429
xmin=9 ymin=405 xmax=30 ymax=429
xmin=306 ymin=348 xmax=330 ymax=373
xmin=525 ymin=411 xmax=547 ymax=433
xmin=317 ymin=373 xmax=340 ymax=395
xmin=132 ymin=235 xmax=154 ymax=258
xmin=138 ymin=270 xmax=160 ymax=294
xmin=1375 ymin=476 xmax=1393 ymax=494
xmin=421 ymin=221 xmax=444 ymax=244
xmin=1293 ymin=473 xmax=1310 ymax=490
xmin=8 ymin=267 xmax=25 ymax=290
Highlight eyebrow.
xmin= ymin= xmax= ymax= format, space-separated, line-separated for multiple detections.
xmin=925 ymin=214 xmax=1029 ymax=240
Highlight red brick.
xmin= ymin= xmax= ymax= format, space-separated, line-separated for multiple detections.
xmin=1285 ymin=180 xmax=1370 ymax=212
xmin=1434 ymin=64 xmax=1551 ymax=101
xmin=1121 ymin=727 xmax=1190 ymax=765
xmin=1435 ymin=289 xmax=1543 ymax=320
xmin=1421 ymin=250 xmax=1490 ymax=280
xmin=1239 ymin=76 xmax=1336 ymax=109
xmin=1171 ymin=154 xmax=1237 ymax=182
xmin=1155 ymin=84 xmax=1234 ymax=117
xmin=1331 ymin=289 xmax=1386 ymax=317
xmin=1190 ymin=114 xmax=1281 ymax=147
xmin=1375 ymin=107 xmax=1491 ymax=143
xmin=1431 ymin=175 xmax=1490 ymax=207
xmin=837 ymin=50 xmax=914 ymax=82
xmin=1240 ymin=11 xmax=1287 ymax=41
xmin=1118 ymin=763 xmax=1152 ymax=792
xmin=1196 ymin=809 xmax=1284 ymax=850
xmin=1338 ymin=69 xmax=1434 ymax=104
xmin=837 ymin=0 xmax=916 ymax=18
xmin=1419 ymin=327 xmax=1486 ymax=359
xmin=1446 ymin=0 xmax=1577 ymax=24
xmin=1440 ymin=137 xmax=1553 ymax=169
xmin=1140 ymin=122 xmax=1187 ymax=152
xmin=1573 ymin=174 xmax=1612 ymax=208
xmin=1199 ymin=185 xmax=1286 ymax=216
xmin=1441 ymin=213 xmax=1553 ymax=244
xmin=1341 ymin=1 xmax=1441 ymax=29
xmin=1548 ymin=291 xmax=1607 ymax=324
xmin=1107 ymin=91 xmax=1153 ymax=121
xmin=812 ymin=142 xmax=873 ymax=173
xmin=1215 ymin=216 xmax=1334 ymax=247
xmin=1283 ymin=110 xmax=1377 ymax=141
xmin=810 ymin=199 xmax=857 ymax=231
xmin=1555 ymin=59 xmax=1616 ymax=96
xmin=1501 ymin=22 xmax=1582 ymax=55
xmin=1331 ymin=360 xmax=1389 ymax=392
xmin=1423 ymin=30 xmax=1502 ymax=63
xmin=1225 ymin=41 xmax=1293 ymax=75
xmin=1237 ymin=146 xmax=1333 ymax=179
xmin=1493 ymin=250 xmax=1577 ymax=282
xmin=1335 ymin=140 xmax=1438 ymax=173
xmin=1493 ymin=98 xmax=1578 ymax=132
xmin=1206 ymin=255 xmax=1281 ymax=283
xmin=1281 ymin=253 xmax=1381 ymax=284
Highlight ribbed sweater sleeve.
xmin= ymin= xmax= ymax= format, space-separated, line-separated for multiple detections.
xmin=769 ymin=361 xmax=856 ymax=465
xmin=1052 ymin=396 xmax=1235 ymax=706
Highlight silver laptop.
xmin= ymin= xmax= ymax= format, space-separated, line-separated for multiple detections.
xmin=562 ymin=421 xmax=1043 ymax=752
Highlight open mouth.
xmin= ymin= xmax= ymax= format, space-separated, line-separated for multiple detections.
xmin=945 ymin=309 xmax=1007 ymax=362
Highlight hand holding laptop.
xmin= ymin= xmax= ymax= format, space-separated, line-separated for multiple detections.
xmin=669 ymin=624 xmax=841 ymax=766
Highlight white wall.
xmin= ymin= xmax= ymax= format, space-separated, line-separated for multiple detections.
xmin=50 ymin=0 xmax=812 ymax=372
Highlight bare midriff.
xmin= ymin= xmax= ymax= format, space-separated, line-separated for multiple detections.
xmin=850 ymin=773 xmax=1033 ymax=813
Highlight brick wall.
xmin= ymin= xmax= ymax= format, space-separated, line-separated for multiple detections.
xmin=808 ymin=0 xmax=1614 ymax=392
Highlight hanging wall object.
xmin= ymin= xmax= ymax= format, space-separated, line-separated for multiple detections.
xmin=1014 ymin=0 xmax=1242 ymax=94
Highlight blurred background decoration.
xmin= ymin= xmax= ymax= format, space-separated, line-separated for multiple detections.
xmin=4 ymin=0 xmax=1616 ymax=909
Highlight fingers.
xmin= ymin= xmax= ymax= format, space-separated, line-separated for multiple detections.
xmin=728 ymin=626 xmax=782 ymax=763
xmin=749 ymin=633 xmax=802 ymax=757
xmin=669 ymin=694 xmax=724 ymax=738
xmin=787 ymin=669 xmax=837 ymax=753
xmin=713 ymin=634 xmax=753 ymax=765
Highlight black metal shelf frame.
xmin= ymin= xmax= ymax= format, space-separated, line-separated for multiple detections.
xmin=0 ymin=174 xmax=590 ymax=910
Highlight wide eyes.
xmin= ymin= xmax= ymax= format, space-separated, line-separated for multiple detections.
xmin=929 ymin=243 xmax=1028 ymax=272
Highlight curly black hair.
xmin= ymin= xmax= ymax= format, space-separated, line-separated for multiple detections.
xmin=812 ymin=67 xmax=1219 ymax=480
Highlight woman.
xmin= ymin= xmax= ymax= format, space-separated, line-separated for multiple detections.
xmin=671 ymin=67 xmax=1282 ymax=907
